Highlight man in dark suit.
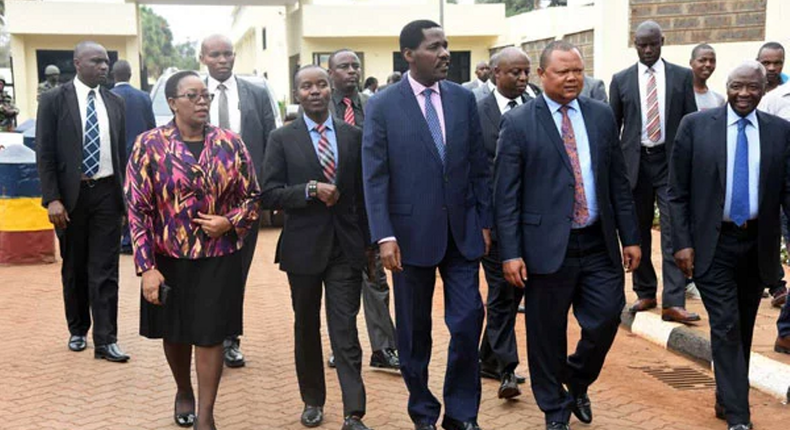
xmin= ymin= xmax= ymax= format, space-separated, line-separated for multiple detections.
xmin=260 ymin=65 xmax=371 ymax=430
xmin=325 ymin=49 xmax=399 ymax=372
xmin=609 ymin=20 xmax=699 ymax=323
xmin=36 ymin=41 xmax=129 ymax=362
xmin=362 ymin=20 xmax=492 ymax=430
xmin=476 ymin=46 xmax=531 ymax=399
xmin=110 ymin=59 xmax=155 ymax=255
xmin=580 ymin=75 xmax=607 ymax=103
xmin=200 ymin=34 xmax=277 ymax=367
xmin=462 ymin=61 xmax=491 ymax=91
xmin=669 ymin=61 xmax=790 ymax=430
xmin=496 ymin=41 xmax=641 ymax=430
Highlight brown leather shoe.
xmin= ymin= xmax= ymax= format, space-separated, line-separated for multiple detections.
xmin=775 ymin=336 xmax=790 ymax=354
xmin=661 ymin=307 xmax=701 ymax=324
xmin=629 ymin=298 xmax=657 ymax=312
xmin=771 ymin=290 xmax=788 ymax=308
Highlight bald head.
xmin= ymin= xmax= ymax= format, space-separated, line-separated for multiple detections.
xmin=493 ymin=47 xmax=531 ymax=100
xmin=474 ymin=60 xmax=491 ymax=82
xmin=200 ymin=34 xmax=235 ymax=82
xmin=112 ymin=60 xmax=132 ymax=83
xmin=727 ymin=60 xmax=766 ymax=86
xmin=634 ymin=20 xmax=664 ymax=67
xmin=74 ymin=41 xmax=105 ymax=60
xmin=494 ymin=47 xmax=530 ymax=67
xmin=73 ymin=41 xmax=109 ymax=87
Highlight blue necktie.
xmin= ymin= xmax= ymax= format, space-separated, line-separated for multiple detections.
xmin=422 ymin=88 xmax=445 ymax=164
xmin=82 ymin=90 xmax=100 ymax=177
xmin=730 ymin=117 xmax=750 ymax=226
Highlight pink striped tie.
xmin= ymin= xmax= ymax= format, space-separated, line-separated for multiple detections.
xmin=646 ymin=68 xmax=661 ymax=143
xmin=315 ymin=124 xmax=336 ymax=183
xmin=342 ymin=97 xmax=355 ymax=126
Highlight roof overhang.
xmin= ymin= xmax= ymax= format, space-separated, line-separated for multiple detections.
xmin=127 ymin=0 xmax=297 ymax=5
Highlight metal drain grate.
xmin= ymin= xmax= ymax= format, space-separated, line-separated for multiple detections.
xmin=638 ymin=366 xmax=716 ymax=391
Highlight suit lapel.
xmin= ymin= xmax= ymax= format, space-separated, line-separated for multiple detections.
xmin=578 ymin=98 xmax=599 ymax=177
xmin=440 ymin=81 xmax=456 ymax=167
xmin=64 ymin=82 xmax=83 ymax=148
xmin=536 ymin=97 xmax=572 ymax=173
xmin=711 ymin=107 xmax=728 ymax=193
xmin=237 ymin=78 xmax=252 ymax=140
xmin=99 ymin=87 xmax=120 ymax=171
xmin=628 ymin=65 xmax=642 ymax=128
xmin=333 ymin=118 xmax=347 ymax=183
xmin=663 ymin=60 xmax=674 ymax=125
xmin=757 ymin=111 xmax=773 ymax=209
xmin=482 ymin=94 xmax=500 ymax=132
xmin=293 ymin=116 xmax=327 ymax=180
xmin=398 ymin=78 xmax=444 ymax=168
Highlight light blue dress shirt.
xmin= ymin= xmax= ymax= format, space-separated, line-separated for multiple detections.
xmin=723 ymin=105 xmax=760 ymax=221
xmin=542 ymin=94 xmax=599 ymax=227
xmin=303 ymin=113 xmax=339 ymax=167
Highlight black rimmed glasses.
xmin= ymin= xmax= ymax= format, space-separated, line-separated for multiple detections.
xmin=173 ymin=92 xmax=214 ymax=103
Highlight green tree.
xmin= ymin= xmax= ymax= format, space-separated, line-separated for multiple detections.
xmin=140 ymin=6 xmax=198 ymax=79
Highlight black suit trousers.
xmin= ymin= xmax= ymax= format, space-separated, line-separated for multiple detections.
xmin=226 ymin=215 xmax=262 ymax=340
xmin=524 ymin=224 xmax=624 ymax=424
xmin=57 ymin=178 xmax=123 ymax=346
xmin=479 ymin=238 xmax=523 ymax=373
xmin=287 ymin=239 xmax=366 ymax=418
xmin=694 ymin=226 xmax=762 ymax=427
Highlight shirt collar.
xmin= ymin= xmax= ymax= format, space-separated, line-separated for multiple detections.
xmin=408 ymin=74 xmax=441 ymax=98
xmin=207 ymin=74 xmax=237 ymax=93
xmin=493 ymin=89 xmax=523 ymax=112
xmin=486 ymin=79 xmax=496 ymax=92
xmin=726 ymin=104 xmax=759 ymax=127
xmin=638 ymin=58 xmax=665 ymax=75
xmin=303 ymin=113 xmax=334 ymax=133
xmin=332 ymin=90 xmax=360 ymax=107
xmin=542 ymin=93 xmax=581 ymax=115
xmin=114 ymin=82 xmax=131 ymax=87
xmin=73 ymin=76 xmax=100 ymax=99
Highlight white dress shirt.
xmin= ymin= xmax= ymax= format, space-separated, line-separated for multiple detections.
xmin=543 ymin=94 xmax=599 ymax=227
xmin=723 ymin=105 xmax=760 ymax=222
xmin=493 ymin=89 xmax=524 ymax=114
xmin=73 ymin=76 xmax=113 ymax=179
xmin=525 ymin=85 xmax=538 ymax=100
xmin=638 ymin=59 xmax=666 ymax=147
xmin=207 ymin=75 xmax=241 ymax=134
xmin=758 ymin=81 xmax=790 ymax=121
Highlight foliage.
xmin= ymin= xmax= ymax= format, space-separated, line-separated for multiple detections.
xmin=140 ymin=6 xmax=198 ymax=79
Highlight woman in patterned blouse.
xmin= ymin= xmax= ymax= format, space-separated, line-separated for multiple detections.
xmin=125 ymin=70 xmax=260 ymax=430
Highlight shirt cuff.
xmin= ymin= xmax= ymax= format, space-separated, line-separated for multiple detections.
xmin=378 ymin=237 xmax=397 ymax=244
xmin=502 ymin=258 xmax=521 ymax=263
xmin=305 ymin=184 xmax=310 ymax=201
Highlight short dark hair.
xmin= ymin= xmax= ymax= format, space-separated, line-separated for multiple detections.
xmin=399 ymin=20 xmax=441 ymax=51
xmin=690 ymin=43 xmax=715 ymax=61
xmin=363 ymin=76 xmax=378 ymax=89
xmin=328 ymin=49 xmax=356 ymax=69
xmin=165 ymin=70 xmax=200 ymax=100
xmin=758 ymin=41 xmax=785 ymax=58
xmin=294 ymin=64 xmax=328 ymax=87
xmin=539 ymin=40 xmax=579 ymax=70
xmin=112 ymin=60 xmax=132 ymax=82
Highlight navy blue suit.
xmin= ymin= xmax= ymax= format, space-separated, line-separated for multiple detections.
xmin=111 ymin=83 xmax=155 ymax=160
xmin=495 ymin=95 xmax=639 ymax=424
xmin=362 ymin=76 xmax=491 ymax=426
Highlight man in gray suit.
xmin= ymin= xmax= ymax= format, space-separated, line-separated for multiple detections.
xmin=200 ymin=34 xmax=277 ymax=368
xmin=581 ymin=75 xmax=607 ymax=102
xmin=474 ymin=53 xmax=540 ymax=102
xmin=463 ymin=60 xmax=491 ymax=91
xmin=325 ymin=49 xmax=400 ymax=371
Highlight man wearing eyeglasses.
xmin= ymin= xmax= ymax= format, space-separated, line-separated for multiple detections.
xmin=200 ymin=34 xmax=277 ymax=369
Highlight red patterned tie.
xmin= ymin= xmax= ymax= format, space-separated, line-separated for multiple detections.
xmin=560 ymin=105 xmax=590 ymax=227
xmin=646 ymin=68 xmax=661 ymax=143
xmin=342 ymin=97 xmax=355 ymax=126
xmin=315 ymin=124 xmax=336 ymax=183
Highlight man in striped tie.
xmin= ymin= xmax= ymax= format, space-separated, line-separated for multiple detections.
xmin=325 ymin=48 xmax=400 ymax=373
xmin=610 ymin=20 xmax=699 ymax=324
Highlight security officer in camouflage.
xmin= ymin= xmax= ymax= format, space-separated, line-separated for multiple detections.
xmin=37 ymin=65 xmax=61 ymax=101
xmin=0 ymin=77 xmax=19 ymax=131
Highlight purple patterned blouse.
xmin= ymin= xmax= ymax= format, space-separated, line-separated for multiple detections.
xmin=125 ymin=121 xmax=260 ymax=274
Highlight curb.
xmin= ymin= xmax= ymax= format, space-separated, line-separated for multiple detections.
xmin=620 ymin=309 xmax=790 ymax=402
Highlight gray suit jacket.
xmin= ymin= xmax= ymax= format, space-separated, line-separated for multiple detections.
xmin=472 ymin=83 xmax=491 ymax=102
xmin=581 ymin=75 xmax=608 ymax=103
xmin=237 ymin=77 xmax=277 ymax=181
xmin=463 ymin=79 xmax=483 ymax=91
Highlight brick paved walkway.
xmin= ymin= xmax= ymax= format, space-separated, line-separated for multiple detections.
xmin=1 ymin=228 xmax=787 ymax=429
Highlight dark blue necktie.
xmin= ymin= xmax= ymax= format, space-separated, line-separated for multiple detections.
xmin=82 ymin=90 xmax=100 ymax=177
xmin=730 ymin=117 xmax=750 ymax=226
xmin=422 ymin=88 xmax=445 ymax=164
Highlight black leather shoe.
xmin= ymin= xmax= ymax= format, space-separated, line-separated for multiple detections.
xmin=441 ymin=416 xmax=481 ymax=430
xmin=301 ymin=405 xmax=323 ymax=428
xmin=94 ymin=343 xmax=129 ymax=362
xmin=715 ymin=401 xmax=726 ymax=420
xmin=223 ymin=338 xmax=245 ymax=368
xmin=415 ymin=424 xmax=437 ymax=430
xmin=173 ymin=392 xmax=195 ymax=428
xmin=571 ymin=392 xmax=592 ymax=424
xmin=729 ymin=425 xmax=751 ymax=430
xmin=371 ymin=348 xmax=400 ymax=370
xmin=547 ymin=423 xmax=569 ymax=430
xmin=68 ymin=335 xmax=87 ymax=352
xmin=328 ymin=354 xmax=336 ymax=369
xmin=498 ymin=371 xmax=521 ymax=399
xmin=480 ymin=366 xmax=526 ymax=383
xmin=342 ymin=416 xmax=372 ymax=430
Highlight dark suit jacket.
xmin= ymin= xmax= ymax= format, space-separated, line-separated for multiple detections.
xmin=259 ymin=115 xmax=367 ymax=275
xmin=668 ymin=106 xmax=790 ymax=284
xmin=581 ymin=75 xmax=608 ymax=103
xmin=36 ymin=81 xmax=126 ymax=213
xmin=495 ymin=95 xmax=640 ymax=274
xmin=111 ymin=83 xmax=155 ymax=160
xmin=362 ymin=77 xmax=492 ymax=266
xmin=477 ymin=90 xmax=536 ymax=174
xmin=329 ymin=90 xmax=369 ymax=128
xmin=609 ymin=59 xmax=697 ymax=187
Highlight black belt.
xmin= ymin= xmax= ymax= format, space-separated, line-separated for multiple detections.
xmin=721 ymin=219 xmax=758 ymax=233
xmin=570 ymin=221 xmax=601 ymax=235
xmin=641 ymin=144 xmax=666 ymax=155
xmin=80 ymin=176 xmax=113 ymax=188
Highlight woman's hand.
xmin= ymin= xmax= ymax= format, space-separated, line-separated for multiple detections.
xmin=141 ymin=269 xmax=165 ymax=305
xmin=193 ymin=212 xmax=233 ymax=238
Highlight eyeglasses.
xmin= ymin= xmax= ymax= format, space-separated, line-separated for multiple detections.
xmin=173 ymin=92 xmax=214 ymax=103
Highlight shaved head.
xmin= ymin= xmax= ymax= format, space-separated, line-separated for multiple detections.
xmin=201 ymin=34 xmax=233 ymax=54
xmin=73 ymin=41 xmax=109 ymax=87
xmin=200 ymin=34 xmax=235 ymax=82
xmin=112 ymin=60 xmax=132 ymax=82
xmin=494 ymin=47 xmax=529 ymax=67
xmin=74 ymin=41 xmax=104 ymax=60
xmin=635 ymin=20 xmax=663 ymax=39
